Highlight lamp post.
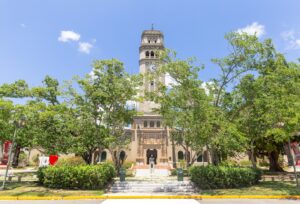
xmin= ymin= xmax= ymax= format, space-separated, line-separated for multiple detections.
xmin=0 ymin=115 xmax=26 ymax=190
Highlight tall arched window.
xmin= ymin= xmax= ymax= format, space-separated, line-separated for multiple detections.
xmin=119 ymin=151 xmax=126 ymax=161
xmin=150 ymin=121 xmax=155 ymax=127
xmin=150 ymin=51 xmax=155 ymax=58
xmin=145 ymin=51 xmax=149 ymax=58
xmin=100 ymin=151 xmax=107 ymax=162
xmin=197 ymin=154 xmax=203 ymax=162
xmin=144 ymin=121 xmax=148 ymax=128
xmin=156 ymin=121 xmax=161 ymax=128
xmin=178 ymin=151 xmax=184 ymax=160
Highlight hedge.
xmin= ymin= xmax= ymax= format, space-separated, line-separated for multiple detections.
xmin=55 ymin=157 xmax=86 ymax=167
xmin=189 ymin=165 xmax=262 ymax=189
xmin=37 ymin=163 xmax=116 ymax=189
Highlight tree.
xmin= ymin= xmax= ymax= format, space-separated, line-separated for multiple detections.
xmin=67 ymin=59 xmax=141 ymax=168
xmin=149 ymin=50 xmax=211 ymax=167
xmin=209 ymin=32 xmax=278 ymax=165
xmin=233 ymin=55 xmax=300 ymax=171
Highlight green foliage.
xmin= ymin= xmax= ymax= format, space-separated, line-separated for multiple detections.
xmin=122 ymin=161 xmax=134 ymax=169
xmin=55 ymin=157 xmax=86 ymax=167
xmin=239 ymin=160 xmax=252 ymax=167
xmin=259 ymin=160 xmax=269 ymax=167
xmin=38 ymin=163 xmax=116 ymax=189
xmin=219 ymin=160 xmax=239 ymax=167
xmin=36 ymin=166 xmax=47 ymax=184
xmin=190 ymin=165 xmax=262 ymax=189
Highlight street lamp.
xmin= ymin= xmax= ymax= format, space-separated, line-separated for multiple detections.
xmin=0 ymin=115 xmax=26 ymax=190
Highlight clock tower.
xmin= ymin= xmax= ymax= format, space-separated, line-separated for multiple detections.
xmin=138 ymin=28 xmax=165 ymax=114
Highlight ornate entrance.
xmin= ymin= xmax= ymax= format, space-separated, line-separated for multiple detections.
xmin=146 ymin=149 xmax=157 ymax=164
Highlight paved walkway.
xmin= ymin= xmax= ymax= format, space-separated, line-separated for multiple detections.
xmin=1 ymin=199 xmax=300 ymax=204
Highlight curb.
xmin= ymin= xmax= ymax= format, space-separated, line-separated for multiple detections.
xmin=0 ymin=195 xmax=300 ymax=200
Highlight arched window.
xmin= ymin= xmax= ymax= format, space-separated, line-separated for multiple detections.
xmin=178 ymin=151 xmax=184 ymax=160
xmin=197 ymin=154 xmax=203 ymax=162
xmin=100 ymin=151 xmax=107 ymax=162
xmin=150 ymin=121 xmax=155 ymax=127
xmin=150 ymin=51 xmax=155 ymax=58
xmin=119 ymin=151 xmax=126 ymax=161
xmin=145 ymin=51 xmax=149 ymax=58
xmin=156 ymin=121 xmax=161 ymax=128
xmin=144 ymin=121 xmax=148 ymax=128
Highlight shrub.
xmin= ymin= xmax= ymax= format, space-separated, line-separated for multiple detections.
xmin=220 ymin=160 xmax=238 ymax=167
xmin=36 ymin=166 xmax=47 ymax=184
xmin=258 ymin=160 xmax=269 ymax=167
xmin=55 ymin=157 xmax=86 ymax=166
xmin=239 ymin=160 xmax=252 ymax=167
xmin=189 ymin=165 xmax=262 ymax=189
xmin=122 ymin=161 xmax=134 ymax=169
xmin=38 ymin=163 xmax=116 ymax=189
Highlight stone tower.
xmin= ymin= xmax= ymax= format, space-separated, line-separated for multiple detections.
xmin=137 ymin=29 xmax=165 ymax=114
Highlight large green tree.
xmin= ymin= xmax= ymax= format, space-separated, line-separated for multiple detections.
xmin=67 ymin=59 xmax=141 ymax=167
xmin=233 ymin=55 xmax=300 ymax=171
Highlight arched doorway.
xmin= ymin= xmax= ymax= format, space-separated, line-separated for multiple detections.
xmin=119 ymin=151 xmax=126 ymax=163
xmin=146 ymin=149 xmax=157 ymax=165
xmin=178 ymin=151 xmax=184 ymax=160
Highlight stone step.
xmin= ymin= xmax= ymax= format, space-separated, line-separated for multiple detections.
xmin=111 ymin=184 xmax=195 ymax=187
xmin=109 ymin=189 xmax=196 ymax=193
xmin=109 ymin=180 xmax=196 ymax=193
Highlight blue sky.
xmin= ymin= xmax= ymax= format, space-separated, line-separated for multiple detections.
xmin=1 ymin=0 xmax=300 ymax=87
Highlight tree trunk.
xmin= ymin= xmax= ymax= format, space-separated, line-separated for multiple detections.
xmin=268 ymin=150 xmax=284 ymax=172
xmin=81 ymin=150 xmax=93 ymax=164
xmin=284 ymin=143 xmax=294 ymax=166
xmin=185 ymin=147 xmax=190 ymax=169
xmin=0 ymin=141 xmax=3 ymax=161
xmin=288 ymin=139 xmax=299 ymax=188
xmin=171 ymin=137 xmax=177 ymax=168
xmin=250 ymin=139 xmax=257 ymax=168
xmin=12 ymin=144 xmax=21 ymax=167
xmin=210 ymin=148 xmax=220 ymax=166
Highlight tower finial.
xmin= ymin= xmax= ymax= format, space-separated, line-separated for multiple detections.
xmin=151 ymin=23 xmax=154 ymax=30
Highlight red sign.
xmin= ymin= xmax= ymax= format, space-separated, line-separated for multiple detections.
xmin=49 ymin=155 xmax=59 ymax=165
xmin=1 ymin=141 xmax=12 ymax=165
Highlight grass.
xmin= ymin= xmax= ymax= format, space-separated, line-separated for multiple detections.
xmin=0 ymin=182 xmax=104 ymax=197
xmin=200 ymin=181 xmax=300 ymax=195
xmin=0 ymin=181 xmax=299 ymax=197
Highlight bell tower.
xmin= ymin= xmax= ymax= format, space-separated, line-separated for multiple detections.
xmin=138 ymin=28 xmax=165 ymax=114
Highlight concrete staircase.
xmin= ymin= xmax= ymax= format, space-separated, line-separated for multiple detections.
xmin=108 ymin=177 xmax=196 ymax=194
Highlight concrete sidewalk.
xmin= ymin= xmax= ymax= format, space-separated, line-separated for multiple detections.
xmin=1 ymin=199 xmax=300 ymax=204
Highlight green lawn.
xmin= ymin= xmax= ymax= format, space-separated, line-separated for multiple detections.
xmin=0 ymin=181 xmax=299 ymax=197
xmin=200 ymin=181 xmax=300 ymax=195
xmin=0 ymin=182 xmax=104 ymax=197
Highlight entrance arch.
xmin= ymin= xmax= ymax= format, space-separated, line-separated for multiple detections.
xmin=146 ymin=149 xmax=157 ymax=165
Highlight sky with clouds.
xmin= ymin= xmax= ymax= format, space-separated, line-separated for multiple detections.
xmin=0 ymin=0 xmax=300 ymax=86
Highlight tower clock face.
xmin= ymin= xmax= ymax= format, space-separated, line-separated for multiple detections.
xmin=149 ymin=64 xmax=156 ymax=72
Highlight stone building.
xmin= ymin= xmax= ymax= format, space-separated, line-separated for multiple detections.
xmin=98 ymin=29 xmax=207 ymax=167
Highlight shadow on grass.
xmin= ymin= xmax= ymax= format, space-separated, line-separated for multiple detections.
xmin=258 ymin=181 xmax=300 ymax=195
xmin=199 ymin=181 xmax=300 ymax=196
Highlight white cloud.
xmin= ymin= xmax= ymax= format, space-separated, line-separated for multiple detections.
xmin=236 ymin=22 xmax=265 ymax=37
xmin=58 ymin=30 xmax=80 ymax=42
xmin=20 ymin=23 xmax=26 ymax=28
xmin=78 ymin=42 xmax=93 ymax=54
xmin=281 ymin=30 xmax=300 ymax=50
